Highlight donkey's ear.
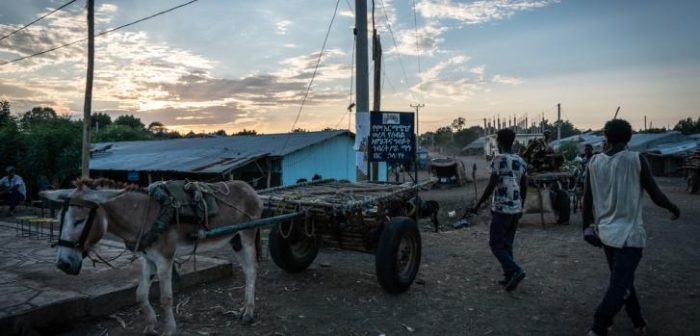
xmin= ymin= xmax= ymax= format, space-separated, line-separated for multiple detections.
xmin=39 ymin=189 xmax=74 ymax=202
xmin=79 ymin=189 xmax=125 ymax=204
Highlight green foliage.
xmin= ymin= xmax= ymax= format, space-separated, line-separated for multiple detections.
xmin=147 ymin=121 xmax=165 ymax=133
xmin=20 ymin=106 xmax=57 ymax=127
xmin=92 ymin=112 xmax=112 ymax=129
xmin=0 ymin=110 xmax=82 ymax=196
xmin=453 ymin=126 xmax=483 ymax=148
xmin=451 ymin=117 xmax=466 ymax=131
xmin=93 ymin=124 xmax=152 ymax=142
xmin=0 ymin=100 xmax=10 ymax=124
xmin=213 ymin=129 xmax=227 ymax=136
xmin=114 ymin=114 xmax=145 ymax=129
xmin=557 ymin=142 xmax=579 ymax=161
xmin=433 ymin=126 xmax=453 ymax=146
xmin=543 ymin=119 xmax=580 ymax=139
xmin=292 ymin=128 xmax=308 ymax=133
xmin=673 ymin=117 xmax=700 ymax=135
xmin=234 ymin=129 xmax=257 ymax=135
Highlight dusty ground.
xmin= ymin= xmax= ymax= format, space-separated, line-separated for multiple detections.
xmin=58 ymin=156 xmax=700 ymax=336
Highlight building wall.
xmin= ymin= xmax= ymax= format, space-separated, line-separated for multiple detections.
xmin=281 ymin=135 xmax=357 ymax=185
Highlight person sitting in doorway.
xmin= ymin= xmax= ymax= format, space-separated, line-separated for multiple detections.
xmin=0 ymin=166 xmax=27 ymax=216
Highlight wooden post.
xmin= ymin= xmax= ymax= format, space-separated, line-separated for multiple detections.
xmin=557 ymin=103 xmax=561 ymax=140
xmin=266 ymin=158 xmax=272 ymax=188
xmin=81 ymin=0 xmax=95 ymax=178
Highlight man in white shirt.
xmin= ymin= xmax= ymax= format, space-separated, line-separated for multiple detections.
xmin=0 ymin=166 xmax=27 ymax=216
xmin=582 ymin=119 xmax=680 ymax=336
xmin=473 ymin=129 xmax=529 ymax=291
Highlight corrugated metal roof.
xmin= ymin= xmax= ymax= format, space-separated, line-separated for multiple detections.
xmin=90 ymin=130 xmax=353 ymax=174
xmin=628 ymin=131 xmax=683 ymax=150
xmin=646 ymin=141 xmax=699 ymax=156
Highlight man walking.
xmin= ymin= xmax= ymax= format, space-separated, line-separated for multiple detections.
xmin=472 ymin=129 xmax=528 ymax=291
xmin=0 ymin=166 xmax=27 ymax=216
xmin=583 ymin=119 xmax=680 ymax=336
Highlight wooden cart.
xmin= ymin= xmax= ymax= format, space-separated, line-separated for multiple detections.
xmin=257 ymin=179 xmax=434 ymax=294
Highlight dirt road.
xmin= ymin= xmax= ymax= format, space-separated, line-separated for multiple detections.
xmin=62 ymin=157 xmax=700 ymax=336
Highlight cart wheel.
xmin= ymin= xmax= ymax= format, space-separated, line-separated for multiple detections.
xmin=375 ymin=217 xmax=421 ymax=294
xmin=269 ymin=221 xmax=319 ymax=273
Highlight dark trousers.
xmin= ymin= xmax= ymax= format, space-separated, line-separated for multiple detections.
xmin=1 ymin=189 xmax=24 ymax=212
xmin=592 ymin=245 xmax=646 ymax=335
xmin=489 ymin=212 xmax=522 ymax=277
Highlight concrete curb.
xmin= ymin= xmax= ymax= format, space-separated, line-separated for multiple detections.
xmin=0 ymin=255 xmax=233 ymax=335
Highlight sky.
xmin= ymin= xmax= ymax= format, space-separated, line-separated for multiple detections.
xmin=1 ymin=0 xmax=699 ymax=135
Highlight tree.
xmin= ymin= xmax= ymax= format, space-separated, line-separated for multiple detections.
xmin=114 ymin=114 xmax=145 ymax=129
xmin=0 ymin=100 xmax=10 ymax=124
xmin=558 ymin=142 xmax=579 ymax=161
xmin=434 ymin=126 xmax=453 ymax=146
xmin=292 ymin=128 xmax=308 ymax=133
xmin=673 ymin=117 xmax=700 ymax=135
xmin=147 ymin=121 xmax=166 ymax=134
xmin=20 ymin=106 xmax=57 ymax=125
xmin=234 ymin=129 xmax=257 ymax=136
xmin=213 ymin=129 xmax=227 ymax=136
xmin=453 ymin=126 xmax=483 ymax=148
xmin=92 ymin=112 xmax=112 ymax=130
xmin=451 ymin=117 xmax=466 ymax=131
xmin=543 ymin=119 xmax=580 ymax=139
xmin=93 ymin=124 xmax=152 ymax=142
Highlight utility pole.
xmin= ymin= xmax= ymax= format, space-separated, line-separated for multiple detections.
xmin=371 ymin=6 xmax=381 ymax=112
xmin=410 ymin=103 xmax=424 ymax=184
xmin=556 ymin=103 xmax=561 ymax=140
xmin=644 ymin=115 xmax=647 ymax=130
xmin=81 ymin=0 xmax=94 ymax=178
xmin=355 ymin=0 xmax=369 ymax=181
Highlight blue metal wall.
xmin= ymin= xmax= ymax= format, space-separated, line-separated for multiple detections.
xmin=281 ymin=135 xmax=357 ymax=185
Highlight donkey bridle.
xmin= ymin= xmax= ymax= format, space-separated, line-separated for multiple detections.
xmin=57 ymin=198 xmax=99 ymax=254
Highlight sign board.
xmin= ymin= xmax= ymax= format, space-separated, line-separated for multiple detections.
xmin=127 ymin=170 xmax=139 ymax=182
xmin=368 ymin=111 xmax=415 ymax=162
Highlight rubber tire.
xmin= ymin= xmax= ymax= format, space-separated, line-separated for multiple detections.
xmin=268 ymin=221 xmax=319 ymax=273
xmin=375 ymin=217 xmax=422 ymax=294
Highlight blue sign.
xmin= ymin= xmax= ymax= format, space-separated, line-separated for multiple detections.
xmin=368 ymin=111 xmax=415 ymax=162
xmin=127 ymin=170 xmax=139 ymax=182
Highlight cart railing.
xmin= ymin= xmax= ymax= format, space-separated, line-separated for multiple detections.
xmin=258 ymin=178 xmax=437 ymax=213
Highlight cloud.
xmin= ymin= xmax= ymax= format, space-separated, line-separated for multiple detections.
xmin=389 ymin=23 xmax=447 ymax=57
xmin=275 ymin=20 xmax=292 ymax=35
xmin=411 ymin=54 xmax=522 ymax=100
xmin=417 ymin=0 xmax=557 ymax=25
xmin=492 ymin=74 xmax=523 ymax=85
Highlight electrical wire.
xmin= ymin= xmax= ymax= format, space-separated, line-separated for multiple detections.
xmin=0 ymin=0 xmax=201 ymax=66
xmin=411 ymin=0 xmax=421 ymax=74
xmin=377 ymin=0 xmax=410 ymax=87
xmin=0 ymin=0 xmax=78 ymax=42
xmin=282 ymin=0 xmax=341 ymax=150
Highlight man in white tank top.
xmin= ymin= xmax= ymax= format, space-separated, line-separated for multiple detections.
xmin=582 ymin=119 xmax=680 ymax=336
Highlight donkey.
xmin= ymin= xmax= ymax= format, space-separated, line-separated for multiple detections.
xmin=41 ymin=178 xmax=263 ymax=335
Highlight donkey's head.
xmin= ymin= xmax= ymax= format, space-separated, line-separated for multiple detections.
xmin=41 ymin=183 xmax=124 ymax=275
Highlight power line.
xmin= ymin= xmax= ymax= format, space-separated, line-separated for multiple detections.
xmin=377 ymin=0 xmax=410 ymax=87
xmin=344 ymin=0 xmax=353 ymax=12
xmin=282 ymin=0 xmax=341 ymax=149
xmin=411 ymin=0 xmax=421 ymax=74
xmin=0 ymin=0 xmax=201 ymax=66
xmin=0 ymin=0 xmax=78 ymax=42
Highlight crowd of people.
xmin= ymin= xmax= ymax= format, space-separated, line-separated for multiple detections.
xmin=471 ymin=119 xmax=680 ymax=336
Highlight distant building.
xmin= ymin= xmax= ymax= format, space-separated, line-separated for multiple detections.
xmin=484 ymin=133 xmax=544 ymax=158
xmin=90 ymin=130 xmax=356 ymax=188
